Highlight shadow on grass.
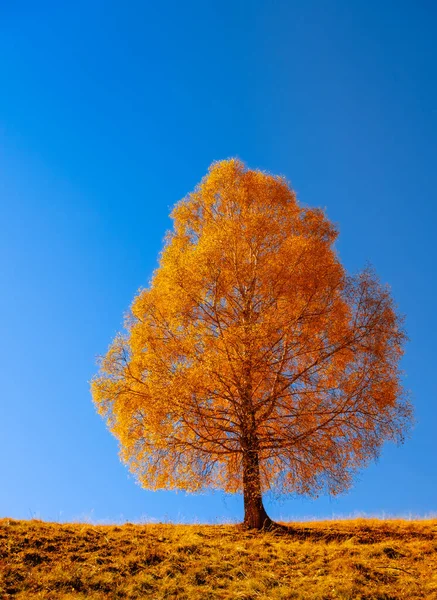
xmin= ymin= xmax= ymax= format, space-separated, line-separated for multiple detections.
xmin=240 ymin=520 xmax=435 ymax=544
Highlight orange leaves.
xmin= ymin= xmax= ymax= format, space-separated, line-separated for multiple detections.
xmin=91 ymin=159 xmax=412 ymax=501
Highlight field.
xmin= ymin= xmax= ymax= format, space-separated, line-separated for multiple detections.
xmin=1 ymin=518 xmax=436 ymax=599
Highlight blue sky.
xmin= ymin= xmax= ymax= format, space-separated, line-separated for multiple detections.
xmin=1 ymin=0 xmax=436 ymax=524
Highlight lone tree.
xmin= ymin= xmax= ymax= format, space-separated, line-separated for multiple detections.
xmin=92 ymin=159 xmax=412 ymax=529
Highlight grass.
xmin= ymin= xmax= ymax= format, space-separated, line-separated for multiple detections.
xmin=1 ymin=518 xmax=436 ymax=599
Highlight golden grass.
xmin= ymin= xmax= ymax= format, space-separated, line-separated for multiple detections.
xmin=1 ymin=517 xmax=436 ymax=599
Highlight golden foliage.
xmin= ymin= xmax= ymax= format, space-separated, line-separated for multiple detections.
xmin=1 ymin=518 xmax=436 ymax=599
xmin=91 ymin=159 xmax=411 ymax=509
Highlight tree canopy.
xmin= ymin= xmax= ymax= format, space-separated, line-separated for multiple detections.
xmin=92 ymin=159 xmax=412 ymax=528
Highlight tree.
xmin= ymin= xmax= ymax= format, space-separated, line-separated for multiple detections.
xmin=92 ymin=159 xmax=412 ymax=529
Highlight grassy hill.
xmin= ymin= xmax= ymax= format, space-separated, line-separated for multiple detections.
xmin=1 ymin=518 xmax=436 ymax=599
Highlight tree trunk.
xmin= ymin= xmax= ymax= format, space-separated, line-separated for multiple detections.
xmin=242 ymin=447 xmax=272 ymax=529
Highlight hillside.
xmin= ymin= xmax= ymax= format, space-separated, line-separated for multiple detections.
xmin=1 ymin=518 xmax=436 ymax=599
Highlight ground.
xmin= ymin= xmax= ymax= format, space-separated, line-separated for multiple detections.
xmin=1 ymin=518 xmax=436 ymax=599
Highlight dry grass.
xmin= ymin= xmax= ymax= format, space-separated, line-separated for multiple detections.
xmin=1 ymin=517 xmax=436 ymax=599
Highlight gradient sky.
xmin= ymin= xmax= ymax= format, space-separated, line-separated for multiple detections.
xmin=1 ymin=1 xmax=436 ymax=524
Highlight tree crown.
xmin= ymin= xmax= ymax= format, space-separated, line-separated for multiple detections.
xmin=92 ymin=159 xmax=411 ymax=501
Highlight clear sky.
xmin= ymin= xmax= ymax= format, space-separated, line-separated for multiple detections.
xmin=1 ymin=0 xmax=436 ymax=524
